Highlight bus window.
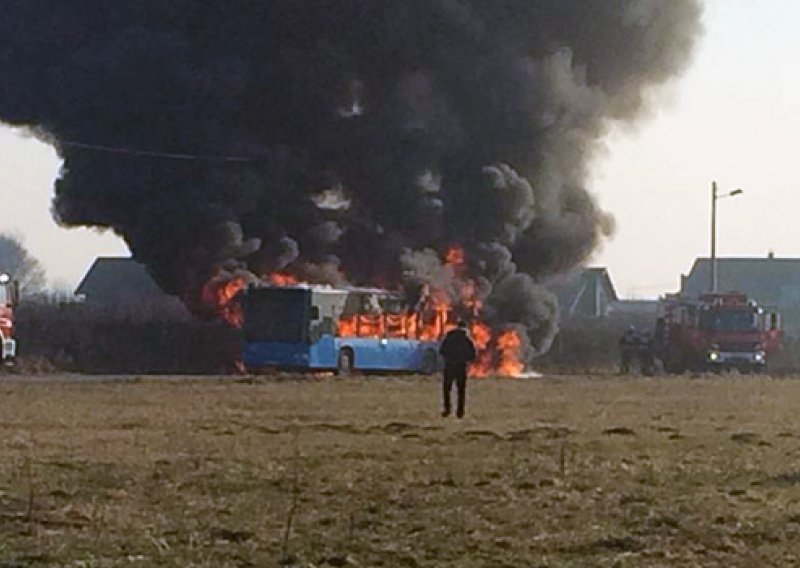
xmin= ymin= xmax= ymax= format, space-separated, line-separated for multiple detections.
xmin=361 ymin=294 xmax=381 ymax=315
xmin=244 ymin=288 xmax=309 ymax=343
xmin=309 ymin=316 xmax=336 ymax=342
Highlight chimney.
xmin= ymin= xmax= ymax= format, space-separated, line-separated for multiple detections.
xmin=768 ymin=251 xmax=775 ymax=259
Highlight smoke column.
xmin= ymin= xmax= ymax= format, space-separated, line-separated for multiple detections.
xmin=0 ymin=1 xmax=702 ymax=355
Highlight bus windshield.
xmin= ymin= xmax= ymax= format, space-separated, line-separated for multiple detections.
xmin=699 ymin=309 xmax=758 ymax=332
xmin=243 ymin=288 xmax=309 ymax=343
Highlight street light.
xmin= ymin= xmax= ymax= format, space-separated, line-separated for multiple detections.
xmin=710 ymin=181 xmax=743 ymax=293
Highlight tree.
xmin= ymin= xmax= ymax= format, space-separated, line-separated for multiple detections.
xmin=0 ymin=234 xmax=46 ymax=295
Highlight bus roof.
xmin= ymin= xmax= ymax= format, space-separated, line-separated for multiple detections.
xmin=249 ymin=283 xmax=400 ymax=297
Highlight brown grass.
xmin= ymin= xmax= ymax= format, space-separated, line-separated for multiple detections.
xmin=2 ymin=374 xmax=800 ymax=566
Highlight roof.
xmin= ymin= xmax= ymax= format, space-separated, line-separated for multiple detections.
xmin=546 ymin=267 xmax=618 ymax=318
xmin=75 ymin=257 xmax=176 ymax=304
xmin=680 ymin=255 xmax=800 ymax=335
xmin=681 ymin=256 xmax=800 ymax=307
xmin=253 ymin=283 xmax=398 ymax=296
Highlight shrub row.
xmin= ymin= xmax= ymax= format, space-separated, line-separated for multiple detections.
xmin=15 ymin=300 xmax=242 ymax=374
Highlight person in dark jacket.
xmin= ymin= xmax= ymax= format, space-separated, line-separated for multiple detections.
xmin=439 ymin=320 xmax=477 ymax=418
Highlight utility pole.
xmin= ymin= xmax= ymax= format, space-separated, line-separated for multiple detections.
xmin=710 ymin=181 xmax=717 ymax=293
xmin=709 ymin=181 xmax=743 ymax=293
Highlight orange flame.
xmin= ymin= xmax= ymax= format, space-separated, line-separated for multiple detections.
xmin=268 ymin=272 xmax=299 ymax=286
xmin=497 ymin=329 xmax=524 ymax=377
xmin=201 ymin=274 xmax=248 ymax=328
xmin=469 ymin=321 xmax=494 ymax=376
xmin=445 ymin=246 xmax=466 ymax=268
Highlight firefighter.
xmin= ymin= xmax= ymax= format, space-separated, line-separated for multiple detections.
xmin=638 ymin=331 xmax=655 ymax=375
xmin=618 ymin=325 xmax=638 ymax=374
xmin=439 ymin=320 xmax=477 ymax=418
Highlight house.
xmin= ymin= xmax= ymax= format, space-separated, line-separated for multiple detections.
xmin=75 ymin=257 xmax=189 ymax=316
xmin=679 ymin=254 xmax=800 ymax=334
xmin=547 ymin=267 xmax=619 ymax=319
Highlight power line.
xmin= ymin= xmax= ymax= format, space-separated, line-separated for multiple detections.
xmin=59 ymin=138 xmax=266 ymax=163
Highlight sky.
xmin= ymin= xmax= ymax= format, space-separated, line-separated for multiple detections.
xmin=0 ymin=0 xmax=797 ymax=297
xmin=592 ymin=0 xmax=800 ymax=298
xmin=0 ymin=129 xmax=128 ymax=291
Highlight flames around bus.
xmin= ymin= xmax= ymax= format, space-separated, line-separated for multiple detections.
xmin=202 ymin=247 xmax=525 ymax=376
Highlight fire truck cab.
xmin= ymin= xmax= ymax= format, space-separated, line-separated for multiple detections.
xmin=655 ymin=292 xmax=782 ymax=373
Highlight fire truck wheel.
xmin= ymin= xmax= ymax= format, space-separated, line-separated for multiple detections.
xmin=337 ymin=348 xmax=354 ymax=376
xmin=421 ymin=349 xmax=439 ymax=375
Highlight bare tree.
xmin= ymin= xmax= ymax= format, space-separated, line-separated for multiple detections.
xmin=0 ymin=234 xmax=46 ymax=295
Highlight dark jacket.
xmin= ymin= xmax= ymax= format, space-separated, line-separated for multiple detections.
xmin=439 ymin=328 xmax=477 ymax=365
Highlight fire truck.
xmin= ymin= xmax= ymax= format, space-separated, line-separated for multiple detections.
xmin=0 ymin=273 xmax=17 ymax=365
xmin=654 ymin=292 xmax=782 ymax=373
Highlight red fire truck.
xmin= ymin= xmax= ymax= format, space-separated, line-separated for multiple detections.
xmin=0 ymin=273 xmax=18 ymax=366
xmin=654 ymin=292 xmax=782 ymax=373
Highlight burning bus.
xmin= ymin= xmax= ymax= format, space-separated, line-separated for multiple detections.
xmin=238 ymin=280 xmax=525 ymax=376
xmin=203 ymin=245 xmax=528 ymax=376
xmin=241 ymin=284 xmax=444 ymax=374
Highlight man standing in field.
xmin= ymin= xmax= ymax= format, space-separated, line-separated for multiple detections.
xmin=439 ymin=320 xmax=477 ymax=418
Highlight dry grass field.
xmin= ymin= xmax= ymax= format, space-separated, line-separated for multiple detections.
xmin=2 ymin=374 xmax=800 ymax=566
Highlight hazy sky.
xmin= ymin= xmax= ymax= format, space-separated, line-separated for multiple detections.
xmin=0 ymin=129 xmax=127 ymax=290
xmin=0 ymin=0 xmax=796 ymax=297
xmin=593 ymin=0 xmax=800 ymax=297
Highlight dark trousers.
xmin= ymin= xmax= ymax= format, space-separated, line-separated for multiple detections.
xmin=620 ymin=348 xmax=634 ymax=374
xmin=443 ymin=364 xmax=468 ymax=416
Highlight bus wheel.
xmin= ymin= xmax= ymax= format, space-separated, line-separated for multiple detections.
xmin=337 ymin=348 xmax=354 ymax=376
xmin=421 ymin=349 xmax=439 ymax=375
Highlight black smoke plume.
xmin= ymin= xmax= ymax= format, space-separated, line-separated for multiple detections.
xmin=0 ymin=1 xmax=702 ymax=356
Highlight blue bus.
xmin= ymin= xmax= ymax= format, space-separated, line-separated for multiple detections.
xmin=241 ymin=285 xmax=443 ymax=374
